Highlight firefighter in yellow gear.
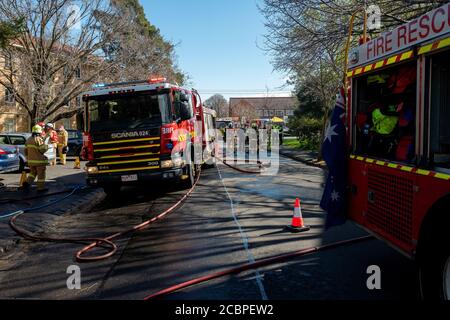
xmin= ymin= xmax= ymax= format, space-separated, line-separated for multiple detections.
xmin=21 ymin=125 xmax=49 ymax=192
xmin=57 ymin=125 xmax=69 ymax=165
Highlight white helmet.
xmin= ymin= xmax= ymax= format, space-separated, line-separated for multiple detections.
xmin=46 ymin=123 xmax=54 ymax=129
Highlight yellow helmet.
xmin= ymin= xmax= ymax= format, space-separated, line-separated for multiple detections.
xmin=32 ymin=124 xmax=43 ymax=134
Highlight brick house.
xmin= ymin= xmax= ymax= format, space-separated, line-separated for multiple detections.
xmin=0 ymin=51 xmax=83 ymax=133
xmin=229 ymin=96 xmax=297 ymax=123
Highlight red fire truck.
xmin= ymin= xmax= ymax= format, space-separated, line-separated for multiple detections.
xmin=80 ymin=77 xmax=216 ymax=195
xmin=346 ymin=3 xmax=450 ymax=299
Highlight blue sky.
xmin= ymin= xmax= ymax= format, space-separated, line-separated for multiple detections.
xmin=141 ymin=0 xmax=292 ymax=101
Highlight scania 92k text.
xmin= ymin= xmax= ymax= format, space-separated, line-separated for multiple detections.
xmin=80 ymin=77 xmax=216 ymax=195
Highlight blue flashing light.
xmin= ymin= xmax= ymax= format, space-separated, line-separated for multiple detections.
xmin=166 ymin=143 xmax=174 ymax=150
xmin=92 ymin=83 xmax=106 ymax=88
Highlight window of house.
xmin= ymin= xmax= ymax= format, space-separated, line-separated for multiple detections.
xmin=4 ymin=88 xmax=14 ymax=104
xmin=285 ymin=109 xmax=294 ymax=116
xmin=63 ymin=119 xmax=72 ymax=129
xmin=75 ymin=67 xmax=81 ymax=79
xmin=4 ymin=53 xmax=12 ymax=69
xmin=353 ymin=61 xmax=417 ymax=163
xmin=4 ymin=118 xmax=16 ymax=132
xmin=276 ymin=110 xmax=284 ymax=116
xmin=429 ymin=50 xmax=450 ymax=170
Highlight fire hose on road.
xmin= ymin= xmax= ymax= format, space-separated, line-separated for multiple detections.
xmin=9 ymin=170 xmax=202 ymax=262
xmin=143 ymin=235 xmax=374 ymax=300
xmin=6 ymin=159 xmax=375 ymax=301
xmin=7 ymin=158 xmax=261 ymax=262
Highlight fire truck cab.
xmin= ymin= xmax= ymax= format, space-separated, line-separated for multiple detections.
xmin=81 ymin=78 xmax=215 ymax=195
xmin=346 ymin=3 xmax=450 ymax=299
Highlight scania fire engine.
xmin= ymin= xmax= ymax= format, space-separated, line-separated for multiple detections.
xmin=346 ymin=3 xmax=450 ymax=299
xmin=80 ymin=78 xmax=216 ymax=195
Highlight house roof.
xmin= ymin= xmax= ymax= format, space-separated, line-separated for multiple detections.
xmin=229 ymin=96 xmax=297 ymax=110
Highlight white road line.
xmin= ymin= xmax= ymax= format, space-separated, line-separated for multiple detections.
xmin=216 ymin=164 xmax=269 ymax=300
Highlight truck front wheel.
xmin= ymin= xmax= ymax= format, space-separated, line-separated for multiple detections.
xmin=180 ymin=161 xmax=195 ymax=189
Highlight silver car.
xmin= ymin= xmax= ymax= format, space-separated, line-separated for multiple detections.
xmin=0 ymin=133 xmax=56 ymax=170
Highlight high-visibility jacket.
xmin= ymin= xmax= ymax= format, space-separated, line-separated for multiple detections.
xmin=57 ymin=129 xmax=68 ymax=146
xmin=25 ymin=135 xmax=49 ymax=166
xmin=371 ymin=108 xmax=399 ymax=135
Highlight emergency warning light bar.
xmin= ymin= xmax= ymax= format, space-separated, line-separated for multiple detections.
xmin=91 ymin=77 xmax=167 ymax=90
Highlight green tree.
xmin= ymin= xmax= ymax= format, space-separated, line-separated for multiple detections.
xmin=0 ymin=18 xmax=23 ymax=48
xmin=99 ymin=0 xmax=186 ymax=84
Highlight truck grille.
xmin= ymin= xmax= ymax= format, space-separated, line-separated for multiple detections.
xmin=367 ymin=168 xmax=414 ymax=244
xmin=93 ymin=136 xmax=161 ymax=173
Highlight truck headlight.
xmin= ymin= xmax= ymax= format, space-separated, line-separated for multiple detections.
xmin=161 ymin=158 xmax=183 ymax=169
xmin=86 ymin=166 xmax=98 ymax=174
xmin=161 ymin=160 xmax=174 ymax=169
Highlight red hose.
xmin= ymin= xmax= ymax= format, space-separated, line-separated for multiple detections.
xmin=10 ymin=171 xmax=202 ymax=263
xmin=143 ymin=235 xmax=374 ymax=300
xmin=215 ymin=156 xmax=264 ymax=174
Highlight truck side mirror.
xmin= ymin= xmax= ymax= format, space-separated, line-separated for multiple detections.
xmin=180 ymin=93 xmax=190 ymax=102
xmin=176 ymin=101 xmax=193 ymax=121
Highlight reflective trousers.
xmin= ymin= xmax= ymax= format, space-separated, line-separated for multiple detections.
xmin=58 ymin=144 xmax=67 ymax=165
xmin=51 ymin=143 xmax=57 ymax=165
xmin=26 ymin=165 xmax=46 ymax=190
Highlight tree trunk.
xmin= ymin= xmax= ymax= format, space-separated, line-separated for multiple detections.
xmin=317 ymin=108 xmax=330 ymax=161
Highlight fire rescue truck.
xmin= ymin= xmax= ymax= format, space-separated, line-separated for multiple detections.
xmin=80 ymin=77 xmax=216 ymax=195
xmin=346 ymin=3 xmax=450 ymax=299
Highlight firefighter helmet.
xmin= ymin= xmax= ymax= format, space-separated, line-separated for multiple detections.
xmin=32 ymin=124 xmax=43 ymax=134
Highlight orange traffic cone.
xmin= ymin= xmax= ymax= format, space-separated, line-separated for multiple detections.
xmin=286 ymin=198 xmax=310 ymax=233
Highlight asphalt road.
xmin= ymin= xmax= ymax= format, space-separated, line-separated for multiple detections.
xmin=0 ymin=156 xmax=419 ymax=299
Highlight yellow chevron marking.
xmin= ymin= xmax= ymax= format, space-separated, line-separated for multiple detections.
xmin=434 ymin=172 xmax=450 ymax=180
xmin=354 ymin=68 xmax=363 ymax=75
xmin=438 ymin=37 xmax=450 ymax=49
xmin=97 ymin=158 xmax=159 ymax=166
xmin=93 ymin=137 xmax=160 ymax=146
xmin=97 ymin=152 xmax=160 ymax=159
xmin=387 ymin=56 xmax=398 ymax=65
xmin=98 ymin=166 xmax=160 ymax=174
xmin=417 ymin=169 xmax=430 ymax=176
xmin=375 ymin=60 xmax=385 ymax=69
xmin=400 ymin=166 xmax=413 ymax=172
xmin=400 ymin=50 xmax=413 ymax=60
xmin=94 ymin=144 xmax=160 ymax=152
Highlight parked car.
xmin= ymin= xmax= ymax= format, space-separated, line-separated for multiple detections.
xmin=0 ymin=133 xmax=56 ymax=170
xmin=67 ymin=130 xmax=82 ymax=157
xmin=0 ymin=144 xmax=20 ymax=173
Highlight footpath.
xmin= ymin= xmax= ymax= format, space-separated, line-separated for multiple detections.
xmin=0 ymin=159 xmax=104 ymax=254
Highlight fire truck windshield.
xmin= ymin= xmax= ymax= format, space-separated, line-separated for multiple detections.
xmin=87 ymin=92 xmax=171 ymax=131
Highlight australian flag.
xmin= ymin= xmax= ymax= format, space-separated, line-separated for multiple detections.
xmin=320 ymin=88 xmax=347 ymax=228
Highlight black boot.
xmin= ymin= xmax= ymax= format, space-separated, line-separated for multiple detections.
xmin=18 ymin=182 xmax=30 ymax=191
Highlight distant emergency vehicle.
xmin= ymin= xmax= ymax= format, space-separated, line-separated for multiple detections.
xmin=346 ymin=3 xmax=450 ymax=299
xmin=81 ymin=78 xmax=216 ymax=195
